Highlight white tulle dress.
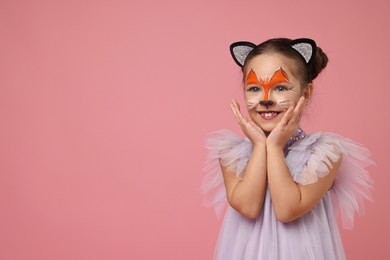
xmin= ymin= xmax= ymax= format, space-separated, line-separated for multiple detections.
xmin=201 ymin=129 xmax=374 ymax=260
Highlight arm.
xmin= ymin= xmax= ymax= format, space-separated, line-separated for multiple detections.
xmin=266 ymin=97 xmax=341 ymax=222
xmin=222 ymin=100 xmax=267 ymax=219
xmin=267 ymin=145 xmax=341 ymax=222
xmin=221 ymin=143 xmax=267 ymax=219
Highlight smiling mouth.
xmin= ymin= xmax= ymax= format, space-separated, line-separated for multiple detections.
xmin=258 ymin=111 xmax=281 ymax=120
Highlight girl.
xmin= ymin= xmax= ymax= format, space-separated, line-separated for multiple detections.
xmin=201 ymin=38 xmax=374 ymax=259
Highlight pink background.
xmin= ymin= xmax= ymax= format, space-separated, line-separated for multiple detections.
xmin=1 ymin=0 xmax=389 ymax=259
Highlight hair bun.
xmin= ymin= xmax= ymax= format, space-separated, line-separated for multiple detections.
xmin=309 ymin=47 xmax=328 ymax=81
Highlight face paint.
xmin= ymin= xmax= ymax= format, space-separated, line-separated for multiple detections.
xmin=245 ymin=67 xmax=300 ymax=111
xmin=246 ymin=67 xmax=289 ymax=100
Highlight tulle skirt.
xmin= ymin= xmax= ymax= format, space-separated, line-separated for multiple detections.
xmin=215 ymin=191 xmax=345 ymax=260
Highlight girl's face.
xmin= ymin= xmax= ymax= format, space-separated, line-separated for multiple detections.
xmin=244 ymin=53 xmax=308 ymax=133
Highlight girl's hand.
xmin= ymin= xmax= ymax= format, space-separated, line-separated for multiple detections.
xmin=266 ymin=97 xmax=305 ymax=149
xmin=230 ymin=99 xmax=266 ymax=146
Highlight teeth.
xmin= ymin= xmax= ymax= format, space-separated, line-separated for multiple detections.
xmin=260 ymin=112 xmax=278 ymax=118
xmin=261 ymin=112 xmax=277 ymax=116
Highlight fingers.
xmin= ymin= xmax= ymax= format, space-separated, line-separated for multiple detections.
xmin=278 ymin=96 xmax=305 ymax=126
xmin=229 ymin=104 xmax=242 ymax=127
xmin=230 ymin=99 xmax=247 ymax=127
xmin=247 ymin=115 xmax=265 ymax=134
xmin=280 ymin=106 xmax=294 ymax=126
xmin=290 ymin=96 xmax=305 ymax=123
xmin=247 ymin=116 xmax=260 ymax=130
xmin=230 ymin=100 xmax=263 ymax=133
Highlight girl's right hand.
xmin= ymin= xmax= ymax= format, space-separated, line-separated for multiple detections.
xmin=230 ymin=99 xmax=266 ymax=146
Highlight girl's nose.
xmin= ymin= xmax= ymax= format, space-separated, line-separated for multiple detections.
xmin=259 ymin=100 xmax=274 ymax=109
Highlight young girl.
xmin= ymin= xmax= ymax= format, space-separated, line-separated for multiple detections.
xmin=201 ymin=38 xmax=374 ymax=259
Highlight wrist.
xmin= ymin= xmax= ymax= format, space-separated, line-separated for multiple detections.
xmin=252 ymin=142 xmax=266 ymax=149
xmin=266 ymin=143 xmax=284 ymax=153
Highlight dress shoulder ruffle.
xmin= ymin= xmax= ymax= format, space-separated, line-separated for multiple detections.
xmin=201 ymin=130 xmax=374 ymax=228
xmin=200 ymin=129 xmax=251 ymax=217
xmin=286 ymin=132 xmax=375 ymax=229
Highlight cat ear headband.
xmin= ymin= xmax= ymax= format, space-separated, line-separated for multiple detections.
xmin=229 ymin=38 xmax=317 ymax=67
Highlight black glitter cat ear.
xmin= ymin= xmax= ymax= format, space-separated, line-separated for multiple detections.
xmin=230 ymin=41 xmax=257 ymax=67
xmin=290 ymin=38 xmax=317 ymax=64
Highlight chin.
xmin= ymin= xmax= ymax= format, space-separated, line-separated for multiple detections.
xmin=260 ymin=125 xmax=276 ymax=134
xmin=251 ymin=113 xmax=282 ymax=134
xmin=252 ymin=118 xmax=278 ymax=133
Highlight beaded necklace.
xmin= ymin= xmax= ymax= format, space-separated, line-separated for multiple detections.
xmin=284 ymin=128 xmax=306 ymax=155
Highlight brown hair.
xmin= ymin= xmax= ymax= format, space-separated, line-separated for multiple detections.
xmin=242 ymin=38 xmax=328 ymax=87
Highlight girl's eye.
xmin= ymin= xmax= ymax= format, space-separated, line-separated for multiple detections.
xmin=247 ymin=86 xmax=260 ymax=92
xmin=275 ymin=85 xmax=288 ymax=91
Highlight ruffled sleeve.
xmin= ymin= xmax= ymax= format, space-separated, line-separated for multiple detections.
xmin=285 ymin=132 xmax=374 ymax=229
xmin=200 ymin=129 xmax=252 ymax=217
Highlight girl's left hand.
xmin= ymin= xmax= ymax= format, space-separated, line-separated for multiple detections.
xmin=266 ymin=97 xmax=305 ymax=149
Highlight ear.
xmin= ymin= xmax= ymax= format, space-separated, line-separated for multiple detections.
xmin=290 ymin=38 xmax=317 ymax=63
xmin=303 ymin=84 xmax=313 ymax=103
xmin=230 ymin=41 xmax=256 ymax=67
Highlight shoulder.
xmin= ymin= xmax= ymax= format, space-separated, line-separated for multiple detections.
xmin=286 ymin=131 xmax=375 ymax=229
xmin=290 ymin=131 xmax=372 ymax=163
xmin=285 ymin=131 xmax=367 ymax=184
xmin=205 ymin=129 xmax=252 ymax=167
xmin=201 ymin=129 xmax=251 ymax=216
xmin=205 ymin=129 xmax=250 ymax=151
xmin=289 ymin=131 xmax=344 ymax=150
xmin=288 ymin=131 xmax=363 ymax=157
xmin=205 ymin=129 xmax=252 ymax=176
